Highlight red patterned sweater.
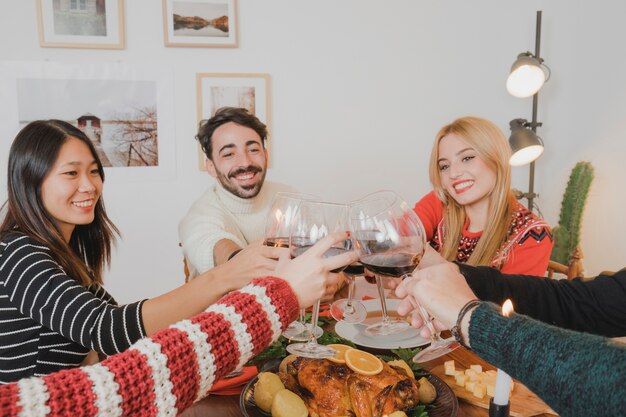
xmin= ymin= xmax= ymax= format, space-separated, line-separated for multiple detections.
xmin=0 ymin=277 xmax=299 ymax=417
xmin=414 ymin=191 xmax=553 ymax=275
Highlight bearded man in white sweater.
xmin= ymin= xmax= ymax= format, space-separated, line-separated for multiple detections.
xmin=179 ymin=107 xmax=296 ymax=280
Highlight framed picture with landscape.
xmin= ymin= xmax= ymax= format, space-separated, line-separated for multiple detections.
xmin=163 ymin=0 xmax=237 ymax=48
xmin=196 ymin=73 xmax=270 ymax=169
xmin=0 ymin=61 xmax=176 ymax=183
xmin=36 ymin=0 xmax=125 ymax=49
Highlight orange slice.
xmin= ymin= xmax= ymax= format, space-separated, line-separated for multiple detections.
xmin=344 ymin=348 xmax=383 ymax=375
xmin=325 ymin=344 xmax=352 ymax=364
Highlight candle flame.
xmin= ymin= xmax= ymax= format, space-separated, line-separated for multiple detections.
xmin=502 ymin=299 xmax=514 ymax=317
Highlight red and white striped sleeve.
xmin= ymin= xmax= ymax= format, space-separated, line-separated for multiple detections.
xmin=0 ymin=277 xmax=299 ymax=417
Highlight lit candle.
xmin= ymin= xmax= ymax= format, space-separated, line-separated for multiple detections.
xmin=492 ymin=299 xmax=514 ymax=406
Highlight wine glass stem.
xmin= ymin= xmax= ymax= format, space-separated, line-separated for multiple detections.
xmin=308 ymin=300 xmax=321 ymax=344
xmin=417 ymin=304 xmax=442 ymax=343
xmin=345 ymin=276 xmax=356 ymax=313
xmin=375 ymin=275 xmax=391 ymax=324
xmin=298 ymin=308 xmax=306 ymax=323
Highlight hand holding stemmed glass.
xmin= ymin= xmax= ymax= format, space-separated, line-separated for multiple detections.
xmin=263 ymin=192 xmax=321 ymax=341
xmin=286 ymin=200 xmax=353 ymax=358
xmin=351 ymin=190 xmax=459 ymax=361
xmin=349 ymin=190 xmax=423 ymax=336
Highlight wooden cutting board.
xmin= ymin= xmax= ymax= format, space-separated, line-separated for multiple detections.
xmin=429 ymin=351 xmax=558 ymax=417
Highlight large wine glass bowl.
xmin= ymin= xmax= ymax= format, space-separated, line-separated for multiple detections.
xmin=350 ymin=191 xmax=425 ymax=336
xmin=286 ymin=201 xmax=351 ymax=359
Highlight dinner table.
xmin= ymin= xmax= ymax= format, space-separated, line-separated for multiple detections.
xmin=179 ymin=345 xmax=558 ymax=417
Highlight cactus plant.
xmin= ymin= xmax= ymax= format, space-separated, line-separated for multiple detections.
xmin=550 ymin=162 xmax=594 ymax=265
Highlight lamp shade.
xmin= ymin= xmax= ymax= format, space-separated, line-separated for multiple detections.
xmin=506 ymin=53 xmax=546 ymax=98
xmin=509 ymin=119 xmax=544 ymax=166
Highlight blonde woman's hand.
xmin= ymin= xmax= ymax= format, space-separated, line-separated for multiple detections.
xmin=275 ymin=231 xmax=359 ymax=308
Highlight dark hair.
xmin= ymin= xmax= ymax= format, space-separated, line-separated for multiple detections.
xmin=0 ymin=120 xmax=119 ymax=286
xmin=196 ymin=107 xmax=267 ymax=160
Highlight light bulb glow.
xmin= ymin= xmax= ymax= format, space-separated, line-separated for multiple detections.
xmin=506 ymin=65 xmax=546 ymax=98
xmin=509 ymin=145 xmax=544 ymax=166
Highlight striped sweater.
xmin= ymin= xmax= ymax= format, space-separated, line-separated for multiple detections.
xmin=0 ymin=276 xmax=298 ymax=417
xmin=0 ymin=233 xmax=146 ymax=383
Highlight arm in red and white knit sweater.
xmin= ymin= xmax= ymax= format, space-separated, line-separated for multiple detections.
xmin=0 ymin=277 xmax=299 ymax=417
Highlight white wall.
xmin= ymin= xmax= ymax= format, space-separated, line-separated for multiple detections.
xmin=1 ymin=0 xmax=624 ymax=303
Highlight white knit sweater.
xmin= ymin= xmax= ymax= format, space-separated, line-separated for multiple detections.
xmin=178 ymin=180 xmax=296 ymax=278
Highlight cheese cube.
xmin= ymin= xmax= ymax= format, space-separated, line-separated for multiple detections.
xmin=444 ymin=360 xmax=456 ymax=376
xmin=465 ymin=381 xmax=476 ymax=392
xmin=455 ymin=374 xmax=468 ymax=387
xmin=470 ymin=364 xmax=483 ymax=374
xmin=485 ymin=370 xmax=497 ymax=377
xmin=473 ymin=383 xmax=487 ymax=399
xmin=510 ymin=381 xmax=515 ymax=392
xmin=465 ymin=369 xmax=479 ymax=381
xmin=487 ymin=383 xmax=495 ymax=397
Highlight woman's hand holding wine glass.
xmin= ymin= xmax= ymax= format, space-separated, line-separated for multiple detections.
xmin=349 ymin=190 xmax=425 ymax=336
xmin=350 ymin=190 xmax=459 ymax=361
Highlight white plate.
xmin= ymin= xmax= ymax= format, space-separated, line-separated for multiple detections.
xmin=334 ymin=299 xmax=430 ymax=349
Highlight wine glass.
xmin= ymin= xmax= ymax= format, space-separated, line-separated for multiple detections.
xmin=330 ymin=261 xmax=367 ymax=323
xmin=286 ymin=200 xmax=351 ymax=359
xmin=349 ymin=190 xmax=424 ymax=336
xmin=264 ymin=192 xmax=322 ymax=341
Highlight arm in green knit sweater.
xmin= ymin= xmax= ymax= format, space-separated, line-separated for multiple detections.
xmin=394 ymin=263 xmax=626 ymax=417
xmin=457 ymin=263 xmax=626 ymax=337
xmin=469 ymin=303 xmax=626 ymax=417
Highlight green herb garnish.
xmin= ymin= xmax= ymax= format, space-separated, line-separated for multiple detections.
xmin=407 ymin=405 xmax=430 ymax=417
xmin=391 ymin=347 xmax=428 ymax=378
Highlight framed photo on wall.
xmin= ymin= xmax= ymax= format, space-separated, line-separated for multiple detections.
xmin=196 ymin=73 xmax=270 ymax=170
xmin=36 ymin=0 xmax=125 ymax=49
xmin=0 ymin=61 xmax=176 ymax=183
xmin=163 ymin=0 xmax=237 ymax=48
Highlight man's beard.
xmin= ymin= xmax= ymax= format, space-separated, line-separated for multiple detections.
xmin=216 ymin=164 xmax=266 ymax=199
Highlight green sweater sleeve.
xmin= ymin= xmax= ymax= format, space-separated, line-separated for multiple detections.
xmin=468 ymin=303 xmax=626 ymax=417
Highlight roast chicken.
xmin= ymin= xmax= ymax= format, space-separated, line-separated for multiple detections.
xmin=278 ymin=357 xmax=421 ymax=417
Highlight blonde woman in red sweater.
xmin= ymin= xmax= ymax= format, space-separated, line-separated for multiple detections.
xmin=413 ymin=116 xmax=553 ymax=275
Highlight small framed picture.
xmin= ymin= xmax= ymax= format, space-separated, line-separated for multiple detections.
xmin=36 ymin=0 xmax=125 ymax=49
xmin=196 ymin=73 xmax=270 ymax=169
xmin=163 ymin=0 xmax=237 ymax=48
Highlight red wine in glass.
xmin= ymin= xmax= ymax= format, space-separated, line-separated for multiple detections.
xmin=360 ymin=253 xmax=421 ymax=277
xmin=291 ymin=244 xmax=350 ymax=273
xmin=343 ymin=262 xmax=365 ymax=275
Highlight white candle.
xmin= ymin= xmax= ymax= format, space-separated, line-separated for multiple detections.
xmin=493 ymin=299 xmax=515 ymax=406
xmin=493 ymin=368 xmax=512 ymax=405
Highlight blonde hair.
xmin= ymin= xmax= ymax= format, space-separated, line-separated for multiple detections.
xmin=428 ymin=116 xmax=515 ymax=267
